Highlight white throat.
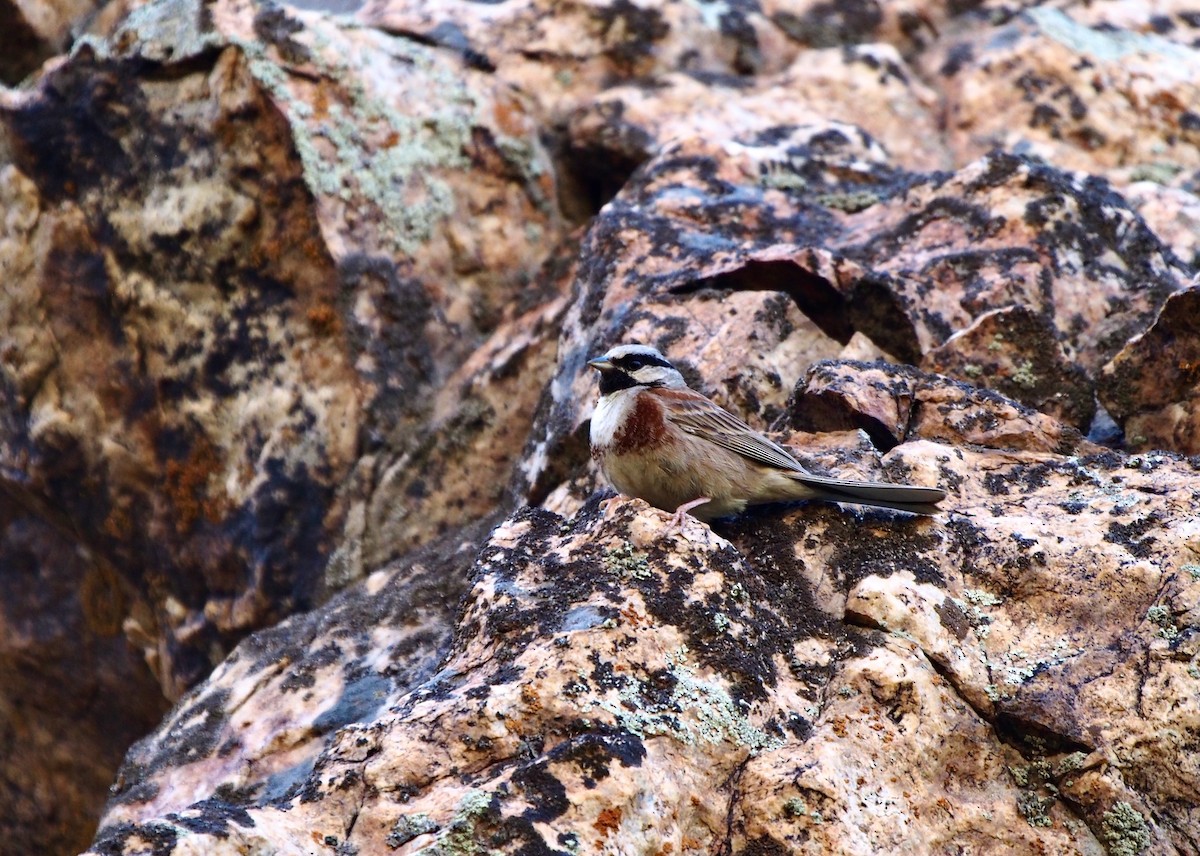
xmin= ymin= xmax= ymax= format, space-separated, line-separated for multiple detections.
xmin=590 ymin=388 xmax=639 ymax=447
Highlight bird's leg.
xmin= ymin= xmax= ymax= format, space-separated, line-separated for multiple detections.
xmin=670 ymin=496 xmax=712 ymax=530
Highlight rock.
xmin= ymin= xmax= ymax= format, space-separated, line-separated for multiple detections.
xmin=925 ymin=5 xmax=1200 ymax=183
xmin=1098 ymin=285 xmax=1200 ymax=453
xmin=0 ymin=493 xmax=168 ymax=855
xmin=85 ymin=443 xmax=1200 ymax=853
xmin=0 ymin=0 xmax=104 ymax=84
xmin=0 ymin=0 xmax=560 ymax=695
xmin=2 ymin=0 xmax=1198 ymax=850
xmin=97 ymin=521 xmax=483 ymax=833
xmin=566 ymin=44 xmax=950 ymax=179
xmin=790 ymin=360 xmax=1097 ymax=456
xmin=923 ymin=304 xmax=1096 ymax=430
xmin=1122 ymin=180 xmax=1200 ymax=271
xmin=0 ymin=0 xmax=562 ymax=844
xmin=358 ymin=0 xmax=802 ymax=117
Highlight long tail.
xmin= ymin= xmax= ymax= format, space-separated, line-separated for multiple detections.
xmin=789 ymin=472 xmax=947 ymax=515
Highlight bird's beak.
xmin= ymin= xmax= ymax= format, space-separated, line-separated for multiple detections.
xmin=588 ymin=357 xmax=614 ymax=372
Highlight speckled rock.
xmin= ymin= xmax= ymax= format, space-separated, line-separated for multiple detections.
xmin=0 ymin=0 xmax=103 ymax=83
xmin=1 ymin=0 xmax=561 ymax=846
xmin=923 ymin=304 xmax=1096 ymax=430
xmin=519 ymin=135 xmax=1184 ymax=513
xmin=0 ymin=494 xmax=169 ymax=855
xmin=790 ymin=359 xmax=1098 ymax=456
xmin=1123 ymin=180 xmax=1200 ymax=270
xmin=84 ymin=440 xmax=1200 ymax=853
xmin=926 ymin=4 xmax=1200 ymax=183
xmin=0 ymin=0 xmax=559 ymax=692
xmin=96 ymin=521 xmax=482 ymax=834
xmin=5 ymin=0 xmax=1199 ymax=851
xmin=1098 ymin=285 xmax=1200 ymax=454
xmin=565 ymin=44 xmax=951 ymax=181
xmin=357 ymin=0 xmax=803 ymax=119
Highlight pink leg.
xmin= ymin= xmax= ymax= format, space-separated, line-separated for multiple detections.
xmin=670 ymin=496 xmax=712 ymax=530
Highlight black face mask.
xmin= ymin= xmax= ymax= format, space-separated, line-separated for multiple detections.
xmin=599 ymin=370 xmax=640 ymax=395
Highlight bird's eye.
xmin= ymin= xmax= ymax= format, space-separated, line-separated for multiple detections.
xmin=626 ymin=357 xmax=645 ymax=370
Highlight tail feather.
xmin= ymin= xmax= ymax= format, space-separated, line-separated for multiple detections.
xmin=790 ymin=473 xmax=947 ymax=516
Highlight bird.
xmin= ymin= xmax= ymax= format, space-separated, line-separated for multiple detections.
xmin=587 ymin=343 xmax=946 ymax=523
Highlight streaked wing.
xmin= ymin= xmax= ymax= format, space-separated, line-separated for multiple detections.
xmin=652 ymin=388 xmax=806 ymax=472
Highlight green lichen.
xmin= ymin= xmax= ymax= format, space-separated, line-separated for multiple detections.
xmin=229 ymin=16 xmax=548 ymax=258
xmin=987 ymin=639 xmax=1078 ymax=689
xmin=386 ymin=812 xmax=438 ymax=848
xmin=422 ymin=789 xmax=497 ymax=855
xmin=577 ymin=649 xmax=782 ymax=754
xmin=1128 ymin=162 xmax=1184 ymax=184
xmin=713 ymin=611 xmax=730 ymax=633
xmin=1057 ymin=751 xmax=1088 ymax=775
xmin=761 ymin=168 xmax=809 ymax=191
xmin=1146 ymin=604 xmax=1179 ymax=640
xmin=92 ymin=0 xmax=223 ymax=62
xmin=603 ymin=542 xmax=651 ymax=580
xmin=1010 ymin=359 xmax=1039 ymax=390
xmin=962 ymin=363 xmax=983 ymax=378
xmin=1030 ymin=6 xmax=1198 ymax=65
xmin=1101 ymin=802 xmax=1150 ymax=856
xmin=814 ymin=190 xmax=879 ymax=212
xmin=1183 ymin=563 xmax=1200 ymax=580
xmin=783 ymin=798 xmax=807 ymax=818
xmin=963 ymin=589 xmax=1003 ymax=607
xmin=1017 ymin=791 xmax=1054 ymax=828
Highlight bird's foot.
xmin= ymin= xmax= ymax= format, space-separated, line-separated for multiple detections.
xmin=669 ymin=497 xmax=712 ymax=532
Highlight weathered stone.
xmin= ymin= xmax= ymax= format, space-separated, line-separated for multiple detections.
xmin=791 ymin=360 xmax=1096 ymax=456
xmin=1123 ymin=180 xmax=1200 ymax=271
xmin=923 ymin=304 xmax=1096 ymax=430
xmin=98 ymin=520 xmax=483 ymax=831
xmin=2 ymin=0 xmax=1197 ymax=851
xmin=0 ymin=0 xmax=102 ymax=84
xmin=0 ymin=0 xmax=560 ymax=693
xmin=83 ymin=443 xmax=1200 ymax=853
xmin=566 ymin=44 xmax=950 ymax=179
xmin=1098 ymin=285 xmax=1200 ymax=453
xmin=0 ymin=493 xmax=168 ymax=855
xmin=926 ymin=5 xmax=1200 ymax=183
xmin=0 ymin=0 xmax=562 ymax=846
xmin=358 ymin=0 xmax=802 ymax=117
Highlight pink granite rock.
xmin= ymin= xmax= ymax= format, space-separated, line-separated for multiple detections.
xmin=1098 ymin=285 xmax=1200 ymax=453
xmin=84 ymin=444 xmax=1200 ymax=854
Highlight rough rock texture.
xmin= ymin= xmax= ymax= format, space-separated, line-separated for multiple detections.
xmin=2 ymin=0 xmax=1199 ymax=852
xmin=84 ymin=441 xmax=1200 ymax=853
xmin=1 ymin=0 xmax=561 ymax=847
xmin=1099 ymin=285 xmax=1200 ymax=454
xmin=927 ymin=5 xmax=1200 ymax=184
xmin=923 ymin=304 xmax=1097 ymax=430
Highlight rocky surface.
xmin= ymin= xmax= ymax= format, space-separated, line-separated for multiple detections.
xmin=0 ymin=0 xmax=1198 ymax=853
xmin=85 ymin=443 xmax=1200 ymax=854
xmin=1099 ymin=285 xmax=1200 ymax=455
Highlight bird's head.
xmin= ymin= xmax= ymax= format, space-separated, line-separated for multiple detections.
xmin=588 ymin=344 xmax=686 ymax=395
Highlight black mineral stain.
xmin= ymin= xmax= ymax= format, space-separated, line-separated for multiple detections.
xmin=90 ymin=823 xmax=179 ymax=856
xmin=1104 ymin=516 xmax=1158 ymax=560
xmin=547 ymin=724 xmax=646 ymax=788
xmin=510 ymin=759 xmax=571 ymax=822
xmin=167 ymin=798 xmax=256 ymax=835
xmin=826 ymin=518 xmax=945 ymax=588
xmin=311 ymin=672 xmax=391 ymax=733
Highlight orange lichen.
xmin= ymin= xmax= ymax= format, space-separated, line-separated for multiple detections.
xmin=307 ymin=302 xmax=338 ymax=335
xmin=163 ymin=436 xmax=226 ymax=533
xmin=594 ymin=806 xmax=622 ymax=839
